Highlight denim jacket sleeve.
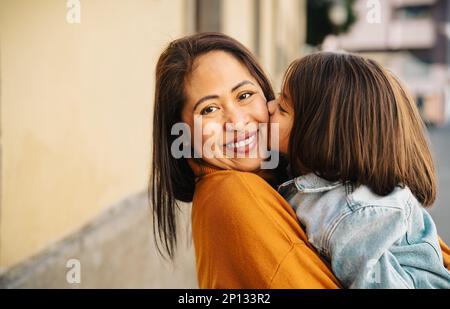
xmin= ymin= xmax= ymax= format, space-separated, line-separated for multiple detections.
xmin=325 ymin=204 xmax=415 ymax=289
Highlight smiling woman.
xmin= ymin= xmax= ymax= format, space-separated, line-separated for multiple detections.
xmin=150 ymin=32 xmax=341 ymax=288
xmin=181 ymin=51 xmax=270 ymax=171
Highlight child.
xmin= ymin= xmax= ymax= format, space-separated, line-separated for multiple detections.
xmin=269 ymin=52 xmax=450 ymax=288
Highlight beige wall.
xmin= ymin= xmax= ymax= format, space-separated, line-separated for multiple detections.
xmin=0 ymin=0 xmax=186 ymax=269
xmin=0 ymin=0 xmax=307 ymax=277
xmin=222 ymin=0 xmax=257 ymax=51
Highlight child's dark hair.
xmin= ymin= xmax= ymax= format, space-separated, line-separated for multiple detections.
xmin=283 ymin=52 xmax=436 ymax=206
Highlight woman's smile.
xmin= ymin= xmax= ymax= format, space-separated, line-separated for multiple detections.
xmin=223 ymin=130 xmax=258 ymax=155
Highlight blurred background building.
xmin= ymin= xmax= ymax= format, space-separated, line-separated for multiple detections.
xmin=323 ymin=0 xmax=450 ymax=126
xmin=0 ymin=0 xmax=448 ymax=288
xmin=318 ymin=0 xmax=450 ymax=255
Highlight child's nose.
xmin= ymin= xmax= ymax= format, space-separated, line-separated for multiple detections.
xmin=267 ymin=100 xmax=276 ymax=115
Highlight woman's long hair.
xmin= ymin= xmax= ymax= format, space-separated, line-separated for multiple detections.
xmin=151 ymin=33 xmax=274 ymax=259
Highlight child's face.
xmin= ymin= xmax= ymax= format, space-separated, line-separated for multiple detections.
xmin=268 ymin=92 xmax=293 ymax=154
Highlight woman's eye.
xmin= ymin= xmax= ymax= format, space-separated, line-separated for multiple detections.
xmin=238 ymin=92 xmax=253 ymax=101
xmin=200 ymin=106 xmax=219 ymax=115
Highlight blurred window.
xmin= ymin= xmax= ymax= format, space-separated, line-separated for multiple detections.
xmin=394 ymin=5 xmax=432 ymax=20
xmin=196 ymin=0 xmax=222 ymax=32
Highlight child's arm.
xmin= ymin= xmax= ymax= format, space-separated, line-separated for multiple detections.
xmin=324 ymin=205 xmax=450 ymax=289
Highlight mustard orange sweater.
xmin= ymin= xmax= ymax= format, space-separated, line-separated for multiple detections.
xmin=189 ymin=161 xmax=450 ymax=288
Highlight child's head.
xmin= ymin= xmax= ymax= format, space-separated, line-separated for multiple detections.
xmin=269 ymin=52 xmax=436 ymax=206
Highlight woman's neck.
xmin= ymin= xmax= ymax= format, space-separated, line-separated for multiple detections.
xmin=187 ymin=157 xmax=289 ymax=189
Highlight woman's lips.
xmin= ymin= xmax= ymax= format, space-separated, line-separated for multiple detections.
xmin=224 ymin=131 xmax=258 ymax=154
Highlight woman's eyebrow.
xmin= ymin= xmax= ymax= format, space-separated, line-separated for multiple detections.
xmin=193 ymin=95 xmax=219 ymax=112
xmin=193 ymin=80 xmax=255 ymax=112
xmin=231 ymin=80 xmax=254 ymax=92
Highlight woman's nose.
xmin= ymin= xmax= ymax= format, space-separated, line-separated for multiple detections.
xmin=224 ymin=106 xmax=248 ymax=131
xmin=267 ymin=100 xmax=276 ymax=115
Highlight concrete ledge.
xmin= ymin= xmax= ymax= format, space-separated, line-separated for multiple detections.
xmin=0 ymin=191 xmax=197 ymax=288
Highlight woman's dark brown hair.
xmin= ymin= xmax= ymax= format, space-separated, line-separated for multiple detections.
xmin=283 ymin=52 xmax=436 ymax=206
xmin=151 ymin=32 xmax=275 ymax=259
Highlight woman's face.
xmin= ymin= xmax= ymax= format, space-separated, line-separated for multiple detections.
xmin=181 ymin=51 xmax=269 ymax=171
xmin=267 ymin=90 xmax=293 ymax=154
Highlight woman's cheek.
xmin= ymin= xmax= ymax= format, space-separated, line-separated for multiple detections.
xmin=253 ymin=97 xmax=270 ymax=123
xmin=198 ymin=119 xmax=224 ymax=157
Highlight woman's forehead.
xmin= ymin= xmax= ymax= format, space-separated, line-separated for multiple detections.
xmin=186 ymin=51 xmax=259 ymax=97
xmin=190 ymin=51 xmax=253 ymax=83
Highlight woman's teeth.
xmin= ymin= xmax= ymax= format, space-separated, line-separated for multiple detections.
xmin=226 ymin=134 xmax=256 ymax=150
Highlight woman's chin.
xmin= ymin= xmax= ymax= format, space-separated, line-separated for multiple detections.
xmin=204 ymin=157 xmax=264 ymax=172
xmin=232 ymin=158 xmax=264 ymax=172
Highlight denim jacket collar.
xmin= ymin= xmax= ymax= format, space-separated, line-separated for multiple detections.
xmin=282 ymin=173 xmax=342 ymax=193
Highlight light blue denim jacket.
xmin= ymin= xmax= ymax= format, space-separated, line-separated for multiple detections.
xmin=278 ymin=173 xmax=450 ymax=289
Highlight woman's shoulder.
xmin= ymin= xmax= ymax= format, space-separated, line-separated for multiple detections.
xmin=192 ymin=168 xmax=290 ymax=211
xmin=191 ymin=169 xmax=308 ymax=248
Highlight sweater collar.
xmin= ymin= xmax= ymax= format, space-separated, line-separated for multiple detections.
xmin=187 ymin=159 xmax=221 ymax=177
xmin=187 ymin=158 xmax=278 ymax=185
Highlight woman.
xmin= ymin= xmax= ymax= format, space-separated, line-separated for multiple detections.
xmin=150 ymin=32 xmax=450 ymax=288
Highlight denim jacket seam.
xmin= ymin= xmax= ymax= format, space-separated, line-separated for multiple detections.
xmin=321 ymin=192 xmax=361 ymax=253
xmin=321 ymin=204 xmax=355 ymax=256
xmin=345 ymin=200 xmax=405 ymax=213
xmin=405 ymin=196 xmax=413 ymax=222
xmin=403 ymin=266 xmax=418 ymax=288
xmin=403 ymin=198 xmax=441 ymax=259
xmin=405 ymin=234 xmax=442 ymax=261
xmin=345 ymin=192 xmax=357 ymax=211
xmin=294 ymin=182 xmax=342 ymax=193
xmin=323 ymin=203 xmax=408 ymax=256
xmin=291 ymin=175 xmax=341 ymax=193
xmin=404 ymin=197 xmax=413 ymax=247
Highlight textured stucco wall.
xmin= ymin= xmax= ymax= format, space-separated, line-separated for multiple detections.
xmin=0 ymin=0 xmax=185 ymax=269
